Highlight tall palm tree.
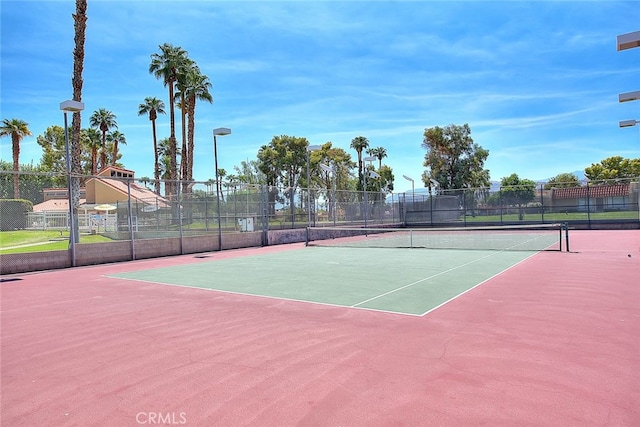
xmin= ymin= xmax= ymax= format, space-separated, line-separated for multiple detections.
xmin=174 ymin=96 xmax=189 ymax=183
xmin=149 ymin=43 xmax=189 ymax=195
xmin=182 ymin=66 xmax=213 ymax=183
xmin=0 ymin=118 xmax=31 ymax=198
xmin=350 ymin=136 xmax=369 ymax=190
xmin=157 ymin=137 xmax=174 ymax=182
xmin=175 ymin=58 xmax=195 ymax=187
xmin=217 ymin=168 xmax=227 ymax=201
xmin=89 ymin=108 xmax=117 ymax=171
xmin=81 ymin=127 xmax=101 ymax=175
xmin=138 ymin=97 xmax=166 ymax=195
xmin=367 ymin=146 xmax=387 ymax=169
xmin=107 ymin=130 xmax=126 ymax=165
xmin=70 ymin=0 xmax=87 ymax=245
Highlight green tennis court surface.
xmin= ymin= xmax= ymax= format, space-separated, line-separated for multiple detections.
xmin=109 ymin=246 xmax=541 ymax=316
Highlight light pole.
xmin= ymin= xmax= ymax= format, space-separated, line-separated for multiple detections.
xmin=362 ymin=156 xmax=376 ymax=226
xmin=319 ymin=163 xmax=335 ymax=225
xmin=213 ymin=127 xmax=231 ymax=251
xmin=402 ymin=175 xmax=415 ymax=205
xmin=60 ymin=100 xmax=85 ymax=267
xmin=306 ymin=145 xmax=321 ymax=227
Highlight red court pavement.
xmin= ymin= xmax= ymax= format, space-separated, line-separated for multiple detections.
xmin=1 ymin=230 xmax=639 ymax=426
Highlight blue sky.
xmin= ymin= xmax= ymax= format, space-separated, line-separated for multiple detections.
xmin=1 ymin=1 xmax=639 ymax=193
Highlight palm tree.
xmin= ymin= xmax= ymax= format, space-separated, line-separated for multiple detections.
xmin=138 ymin=98 xmax=166 ymax=186
xmin=81 ymin=127 xmax=101 ymax=175
xmin=68 ymin=0 xmax=87 ymax=245
xmin=0 ymin=118 xmax=32 ymax=198
xmin=350 ymin=136 xmax=369 ymax=190
xmin=175 ymin=59 xmax=196 ymax=186
xmin=138 ymin=97 xmax=166 ymax=195
xmin=174 ymin=96 xmax=188 ymax=183
xmin=107 ymin=130 xmax=126 ymax=165
xmin=139 ymin=176 xmax=151 ymax=189
xmin=157 ymin=137 xmax=175 ymax=183
xmin=367 ymin=146 xmax=387 ymax=169
xmin=217 ymin=168 xmax=227 ymax=201
xmin=149 ymin=43 xmax=190 ymax=195
xmin=182 ymin=66 xmax=213 ymax=183
xmin=89 ymin=108 xmax=117 ymax=171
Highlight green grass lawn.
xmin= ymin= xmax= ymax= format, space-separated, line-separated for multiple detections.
xmin=464 ymin=211 xmax=639 ymax=222
xmin=0 ymin=230 xmax=113 ymax=254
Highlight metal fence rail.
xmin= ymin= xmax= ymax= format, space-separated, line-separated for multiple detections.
xmin=0 ymin=171 xmax=638 ymax=271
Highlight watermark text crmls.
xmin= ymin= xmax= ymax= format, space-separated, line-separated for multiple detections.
xmin=136 ymin=412 xmax=187 ymax=425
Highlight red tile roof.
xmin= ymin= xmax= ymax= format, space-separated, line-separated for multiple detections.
xmin=552 ymin=184 xmax=630 ymax=200
xmin=90 ymin=177 xmax=170 ymax=208
xmin=33 ymin=199 xmax=86 ymax=212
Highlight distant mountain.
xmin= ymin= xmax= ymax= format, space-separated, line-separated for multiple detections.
xmin=537 ymin=170 xmax=586 ymax=183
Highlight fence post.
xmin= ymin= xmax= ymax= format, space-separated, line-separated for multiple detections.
xmin=127 ymin=178 xmax=135 ymax=260
xmin=540 ymin=183 xmax=545 ymax=223
xmin=586 ymin=184 xmax=591 ymax=229
xmin=499 ymin=188 xmax=503 ymax=225
xmin=177 ymin=181 xmax=184 ymax=254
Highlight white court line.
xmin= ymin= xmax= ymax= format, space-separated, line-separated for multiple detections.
xmin=351 ymin=244 xmax=545 ymax=310
xmin=417 ymin=251 xmax=540 ymax=316
xmin=350 ymin=251 xmax=501 ymax=308
xmin=105 ymin=274 xmax=424 ymax=317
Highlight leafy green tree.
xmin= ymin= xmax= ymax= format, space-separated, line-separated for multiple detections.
xmin=37 ymin=126 xmax=94 ymax=182
xmin=422 ymin=123 xmax=490 ymax=191
xmin=500 ymin=173 xmax=536 ymax=220
xmin=0 ymin=160 xmax=58 ymax=203
xmin=544 ymin=172 xmax=580 ymax=189
xmin=257 ymin=135 xmax=309 ymax=216
xmin=364 ymin=164 xmax=394 ymax=203
xmin=138 ymin=96 xmax=166 ymax=194
xmin=149 ymin=43 xmax=190 ymax=195
xmin=233 ymin=160 xmax=264 ymax=184
xmin=0 ymin=118 xmax=32 ymax=198
xmin=306 ymin=142 xmax=356 ymax=219
xmin=89 ymin=108 xmax=117 ymax=171
xmin=585 ymin=156 xmax=640 ymax=183
xmin=36 ymin=126 xmax=68 ymax=186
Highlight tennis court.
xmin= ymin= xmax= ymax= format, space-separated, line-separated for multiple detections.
xmin=109 ymin=247 xmax=540 ymax=316
xmin=1 ymin=229 xmax=638 ymax=426
xmin=109 ymin=224 xmax=567 ymax=316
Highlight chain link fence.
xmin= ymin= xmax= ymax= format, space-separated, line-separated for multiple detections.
xmin=1 ymin=170 xmax=638 ymax=273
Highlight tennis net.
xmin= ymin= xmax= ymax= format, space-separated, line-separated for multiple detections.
xmin=306 ymin=223 xmax=569 ymax=251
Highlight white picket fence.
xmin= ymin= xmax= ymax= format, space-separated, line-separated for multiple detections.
xmin=27 ymin=211 xmax=118 ymax=233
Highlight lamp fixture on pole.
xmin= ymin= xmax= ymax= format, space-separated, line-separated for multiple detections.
xmin=617 ymin=30 xmax=640 ymax=51
xmin=619 ymin=119 xmax=640 ymax=128
xmin=306 ymin=145 xmax=322 ymax=227
xmin=402 ymin=175 xmax=415 ymax=205
xmin=213 ymin=127 xmax=231 ymax=251
xmin=60 ymin=100 xmax=85 ymax=267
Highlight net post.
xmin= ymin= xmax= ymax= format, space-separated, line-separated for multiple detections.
xmin=563 ymin=222 xmax=570 ymax=252
xmin=305 ymin=227 xmax=310 ymax=247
